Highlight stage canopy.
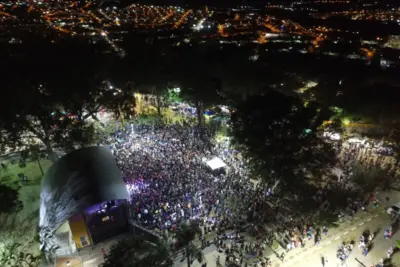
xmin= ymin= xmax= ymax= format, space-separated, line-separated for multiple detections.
xmin=206 ymin=157 xmax=226 ymax=170
xmin=39 ymin=146 xmax=128 ymax=252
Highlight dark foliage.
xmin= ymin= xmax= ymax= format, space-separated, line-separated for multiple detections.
xmin=0 ymin=183 xmax=23 ymax=214
xmin=102 ymin=236 xmax=173 ymax=267
xmin=230 ymin=91 xmax=336 ymax=188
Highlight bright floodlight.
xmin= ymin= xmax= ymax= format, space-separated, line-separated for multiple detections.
xmin=206 ymin=157 xmax=226 ymax=170
xmin=323 ymin=132 xmax=341 ymax=141
xmin=330 ymin=133 xmax=340 ymax=140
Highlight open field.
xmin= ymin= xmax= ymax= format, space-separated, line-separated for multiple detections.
xmin=0 ymin=157 xmax=52 ymax=257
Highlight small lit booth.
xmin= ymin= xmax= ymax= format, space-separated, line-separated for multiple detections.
xmin=39 ymin=147 xmax=130 ymax=255
xmin=205 ymin=157 xmax=227 ymax=176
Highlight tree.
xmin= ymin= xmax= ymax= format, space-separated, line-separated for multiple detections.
xmin=0 ymin=85 xmax=96 ymax=162
xmin=136 ymin=46 xmax=176 ymax=118
xmin=225 ymin=194 xmax=246 ymax=220
xmin=309 ymin=77 xmax=400 ymax=131
xmin=0 ymin=45 xmax=134 ymax=161
xmin=175 ymin=222 xmax=203 ymax=267
xmin=20 ymin=145 xmax=46 ymax=177
xmin=0 ymin=243 xmax=42 ymax=267
xmin=177 ymin=45 xmax=224 ymax=126
xmin=110 ymin=42 xmax=173 ymax=118
xmin=216 ymin=52 xmax=290 ymax=103
xmin=351 ymin=164 xmax=386 ymax=194
xmin=0 ymin=183 xmax=23 ymax=214
xmin=230 ymin=91 xmax=335 ymax=192
xmin=101 ymin=236 xmax=173 ymax=267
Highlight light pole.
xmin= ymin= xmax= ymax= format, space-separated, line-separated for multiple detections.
xmin=355 ymin=258 xmax=366 ymax=267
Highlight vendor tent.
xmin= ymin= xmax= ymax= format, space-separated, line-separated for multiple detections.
xmin=206 ymin=157 xmax=226 ymax=170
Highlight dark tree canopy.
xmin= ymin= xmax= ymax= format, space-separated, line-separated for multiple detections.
xmin=175 ymin=222 xmax=203 ymax=267
xmin=177 ymin=45 xmax=225 ymax=125
xmin=0 ymin=183 xmax=23 ymax=214
xmin=102 ymin=237 xmax=173 ymax=267
xmin=0 ymin=44 xmax=135 ymax=159
xmin=230 ymin=91 xmax=335 ymax=188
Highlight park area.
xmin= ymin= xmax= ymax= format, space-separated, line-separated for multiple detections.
xmin=0 ymin=154 xmax=52 ymax=264
xmin=0 ymin=91 xmax=399 ymax=267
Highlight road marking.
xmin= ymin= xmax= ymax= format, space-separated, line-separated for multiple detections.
xmin=367 ymin=218 xmax=371 ymax=222
xmin=359 ymin=222 xmax=364 ymax=226
xmin=351 ymin=227 xmax=356 ymax=231
xmin=335 ymin=236 xmax=340 ymax=240
xmin=343 ymin=231 xmax=348 ymax=235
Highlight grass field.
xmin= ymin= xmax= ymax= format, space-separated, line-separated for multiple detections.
xmin=0 ymin=157 xmax=52 ymax=257
xmin=0 ymin=159 xmax=52 ymax=186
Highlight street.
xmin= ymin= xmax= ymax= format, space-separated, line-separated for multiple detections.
xmin=282 ymin=209 xmax=395 ymax=267
xmin=173 ymin=190 xmax=400 ymax=267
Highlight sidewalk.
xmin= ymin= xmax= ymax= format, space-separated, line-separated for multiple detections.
xmin=266 ymin=188 xmax=400 ymax=267
xmin=268 ymin=208 xmax=384 ymax=266
xmin=178 ymin=191 xmax=394 ymax=267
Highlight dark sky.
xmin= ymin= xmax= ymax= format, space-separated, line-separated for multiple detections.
xmin=115 ymin=0 xmax=400 ymax=7
xmin=118 ymin=0 xmax=399 ymax=7
xmin=119 ymin=0 xmax=276 ymax=7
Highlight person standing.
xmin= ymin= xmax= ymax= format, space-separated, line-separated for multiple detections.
xmin=101 ymin=247 xmax=106 ymax=259
xmin=321 ymin=256 xmax=328 ymax=267
xmin=363 ymin=247 xmax=369 ymax=256
xmin=322 ymin=226 xmax=328 ymax=235
xmin=387 ymin=246 xmax=393 ymax=258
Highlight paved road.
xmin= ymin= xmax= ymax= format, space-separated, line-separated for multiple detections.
xmin=282 ymin=209 xmax=397 ymax=267
xmin=173 ymin=190 xmax=400 ymax=267
xmin=277 ymin=190 xmax=400 ymax=267
xmin=174 ymin=210 xmax=398 ymax=267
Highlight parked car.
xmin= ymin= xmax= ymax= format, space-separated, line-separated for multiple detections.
xmin=387 ymin=203 xmax=400 ymax=215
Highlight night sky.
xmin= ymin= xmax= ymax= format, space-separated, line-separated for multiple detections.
xmin=117 ymin=0 xmax=398 ymax=6
xmin=119 ymin=0 xmax=281 ymax=7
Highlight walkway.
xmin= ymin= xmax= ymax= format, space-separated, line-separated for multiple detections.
xmin=175 ymin=189 xmax=400 ymax=267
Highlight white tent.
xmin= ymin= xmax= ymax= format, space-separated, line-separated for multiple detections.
xmin=206 ymin=157 xmax=226 ymax=170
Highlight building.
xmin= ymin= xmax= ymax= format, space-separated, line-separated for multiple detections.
xmin=39 ymin=146 xmax=130 ymax=256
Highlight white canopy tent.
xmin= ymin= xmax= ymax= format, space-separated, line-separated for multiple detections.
xmin=206 ymin=157 xmax=227 ymax=171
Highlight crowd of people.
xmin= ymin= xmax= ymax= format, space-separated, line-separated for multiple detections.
xmin=337 ymin=227 xmax=397 ymax=267
xmin=341 ymin=139 xmax=398 ymax=174
xmin=98 ymin=120 xmax=294 ymax=266
xmin=97 ymin=118 xmax=399 ymax=266
xmin=102 ymin=121 xmax=258 ymax=235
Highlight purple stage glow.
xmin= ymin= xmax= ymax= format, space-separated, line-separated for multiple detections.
xmin=125 ymin=178 xmax=149 ymax=195
xmin=84 ymin=200 xmax=123 ymax=216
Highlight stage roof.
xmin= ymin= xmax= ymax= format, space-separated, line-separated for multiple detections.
xmin=39 ymin=146 xmax=128 ymax=251
xmin=206 ymin=157 xmax=226 ymax=170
